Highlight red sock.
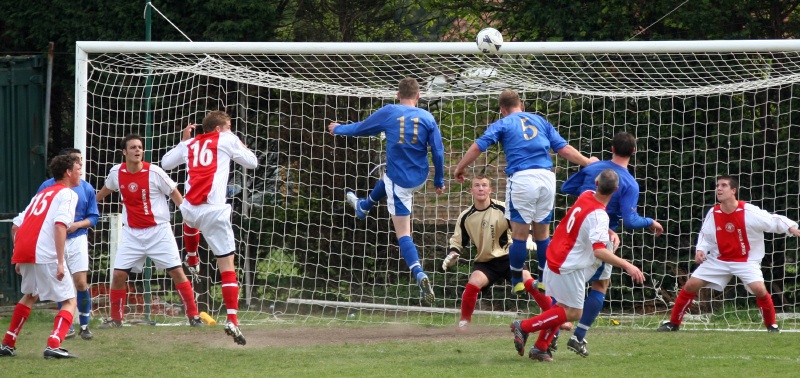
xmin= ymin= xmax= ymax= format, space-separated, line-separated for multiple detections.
xmin=524 ymin=278 xmax=552 ymax=311
xmin=460 ymin=283 xmax=481 ymax=322
xmin=221 ymin=270 xmax=239 ymax=325
xmin=110 ymin=288 xmax=127 ymax=322
xmin=2 ymin=303 xmax=31 ymax=348
xmin=47 ymin=310 xmax=74 ymax=348
xmin=520 ymin=306 xmax=567 ymax=333
xmin=670 ymin=289 xmax=696 ymax=326
xmin=534 ymin=324 xmax=561 ymax=351
xmin=176 ymin=280 xmax=199 ymax=318
xmin=183 ymin=224 xmax=200 ymax=266
xmin=756 ymin=294 xmax=777 ymax=328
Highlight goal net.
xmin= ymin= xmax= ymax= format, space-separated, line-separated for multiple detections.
xmin=76 ymin=41 xmax=800 ymax=330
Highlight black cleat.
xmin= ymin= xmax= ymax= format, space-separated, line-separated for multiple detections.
xmin=44 ymin=347 xmax=78 ymax=359
xmin=224 ymin=321 xmax=246 ymax=345
xmin=189 ymin=316 xmax=206 ymax=327
xmin=79 ymin=326 xmax=94 ymax=340
xmin=656 ymin=321 xmax=679 ymax=332
xmin=567 ymin=335 xmax=589 ymax=357
xmin=511 ymin=320 xmax=529 ymax=356
xmin=528 ymin=346 xmax=554 ymax=362
xmin=0 ymin=344 xmax=16 ymax=357
xmin=767 ymin=324 xmax=781 ymax=333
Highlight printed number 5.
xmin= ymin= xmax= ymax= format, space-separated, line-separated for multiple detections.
xmin=521 ymin=118 xmax=538 ymax=140
xmin=189 ymin=140 xmax=213 ymax=167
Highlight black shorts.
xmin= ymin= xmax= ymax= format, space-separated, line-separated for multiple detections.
xmin=474 ymin=255 xmax=514 ymax=294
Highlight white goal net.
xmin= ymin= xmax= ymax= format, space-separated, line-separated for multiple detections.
xmin=76 ymin=41 xmax=800 ymax=330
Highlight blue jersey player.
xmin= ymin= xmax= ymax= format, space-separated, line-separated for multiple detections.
xmin=454 ymin=89 xmax=597 ymax=297
xmin=22 ymin=149 xmax=100 ymax=340
xmin=560 ymin=132 xmax=663 ymax=357
xmin=328 ymin=78 xmax=445 ymax=306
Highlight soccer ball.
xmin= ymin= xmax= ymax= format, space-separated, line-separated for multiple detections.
xmin=476 ymin=27 xmax=503 ymax=54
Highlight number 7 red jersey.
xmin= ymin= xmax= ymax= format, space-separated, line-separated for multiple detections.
xmin=162 ymin=131 xmax=258 ymax=205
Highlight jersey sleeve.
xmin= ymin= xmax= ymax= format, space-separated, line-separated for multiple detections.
xmin=744 ymin=203 xmax=800 ymax=234
xmin=161 ymin=141 xmax=189 ymax=170
xmin=104 ymin=165 xmax=121 ymax=191
xmin=475 ymin=120 xmax=503 ymax=152
xmin=151 ymin=165 xmax=178 ymax=195
xmin=617 ymin=183 xmax=653 ymax=229
xmin=83 ymin=181 xmax=101 ymax=227
xmin=561 ymin=169 xmax=589 ymax=196
xmin=544 ymin=120 xmax=569 ymax=152
xmin=54 ymin=190 xmax=78 ymax=227
xmin=224 ymin=133 xmax=258 ymax=169
xmin=334 ymin=106 xmax=391 ymax=137
xmin=695 ymin=208 xmax=716 ymax=253
xmin=427 ymin=119 xmax=445 ymax=188
xmin=449 ymin=208 xmax=471 ymax=254
xmin=587 ymin=210 xmax=611 ymax=249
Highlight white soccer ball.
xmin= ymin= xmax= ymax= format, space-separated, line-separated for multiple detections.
xmin=476 ymin=27 xmax=503 ymax=54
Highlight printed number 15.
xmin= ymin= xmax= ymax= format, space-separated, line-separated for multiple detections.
xmin=397 ymin=116 xmax=419 ymax=144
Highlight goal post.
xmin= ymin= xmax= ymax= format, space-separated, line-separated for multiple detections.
xmin=76 ymin=40 xmax=800 ymax=330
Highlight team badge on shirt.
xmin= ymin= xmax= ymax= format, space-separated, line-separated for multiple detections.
xmin=128 ymin=182 xmax=139 ymax=192
xmin=725 ymin=223 xmax=735 ymax=232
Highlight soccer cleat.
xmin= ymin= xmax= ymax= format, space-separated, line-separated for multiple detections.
xmin=767 ymin=324 xmax=781 ymax=333
xmin=224 ymin=321 xmax=247 ymax=345
xmin=98 ymin=319 xmax=123 ymax=329
xmin=457 ymin=319 xmax=469 ymax=333
xmin=567 ymin=335 xmax=589 ymax=357
xmin=528 ymin=346 xmax=554 ymax=362
xmin=64 ymin=325 xmax=76 ymax=339
xmin=510 ymin=320 xmax=529 ymax=356
xmin=189 ymin=316 xmax=206 ymax=327
xmin=345 ymin=191 xmax=367 ymax=219
xmin=418 ymin=276 xmax=435 ymax=306
xmin=512 ymin=282 xmax=526 ymax=297
xmin=535 ymin=279 xmax=546 ymax=291
xmin=0 ymin=344 xmax=16 ymax=357
xmin=44 ymin=347 xmax=78 ymax=359
xmin=79 ymin=325 xmax=94 ymax=340
xmin=548 ymin=333 xmax=558 ymax=352
xmin=656 ymin=320 xmax=679 ymax=332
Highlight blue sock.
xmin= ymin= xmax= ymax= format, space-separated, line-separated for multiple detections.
xmin=509 ymin=239 xmax=527 ymax=286
xmin=77 ymin=289 xmax=91 ymax=327
xmin=535 ymin=238 xmax=550 ymax=272
xmin=574 ymin=289 xmax=605 ymax=341
xmin=398 ymin=236 xmax=424 ymax=279
xmin=362 ymin=180 xmax=386 ymax=212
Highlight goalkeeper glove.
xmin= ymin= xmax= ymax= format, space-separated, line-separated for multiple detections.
xmin=442 ymin=252 xmax=460 ymax=271
xmin=184 ymin=252 xmax=201 ymax=283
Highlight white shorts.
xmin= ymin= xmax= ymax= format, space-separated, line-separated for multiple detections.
xmin=180 ymin=202 xmax=235 ymax=256
xmin=584 ymin=243 xmax=615 ymax=281
xmin=19 ymin=263 xmax=75 ymax=303
xmin=506 ymin=169 xmax=556 ymax=224
xmin=690 ymin=256 xmax=764 ymax=293
xmin=383 ymin=175 xmax=423 ymax=217
xmin=65 ymin=234 xmax=89 ymax=274
xmin=543 ymin=264 xmax=588 ymax=309
xmin=115 ymin=223 xmax=182 ymax=271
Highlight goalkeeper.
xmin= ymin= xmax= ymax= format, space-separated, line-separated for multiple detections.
xmin=443 ymin=176 xmax=551 ymax=332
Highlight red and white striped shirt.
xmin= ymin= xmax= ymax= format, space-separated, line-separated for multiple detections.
xmin=162 ymin=131 xmax=257 ymax=206
xmin=697 ymin=201 xmax=798 ymax=262
xmin=548 ymin=190 xmax=610 ymax=273
xmin=12 ymin=183 xmax=77 ymax=264
xmin=103 ymin=162 xmax=177 ymax=228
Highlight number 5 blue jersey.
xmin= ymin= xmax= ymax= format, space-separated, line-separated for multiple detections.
xmin=475 ymin=112 xmax=568 ymax=176
xmin=334 ymin=104 xmax=445 ymax=188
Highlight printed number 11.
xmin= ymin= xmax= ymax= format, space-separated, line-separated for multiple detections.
xmin=397 ymin=116 xmax=419 ymax=144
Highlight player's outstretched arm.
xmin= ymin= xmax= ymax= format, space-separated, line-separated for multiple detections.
xmin=169 ymin=188 xmax=184 ymax=208
xmin=695 ymin=249 xmax=707 ymax=264
xmin=96 ymin=186 xmax=113 ymax=203
xmin=594 ymin=247 xmax=645 ymax=284
xmin=453 ymin=143 xmax=483 ymax=183
xmin=555 ymin=144 xmax=596 ymax=167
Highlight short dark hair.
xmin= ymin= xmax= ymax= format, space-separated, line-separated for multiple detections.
xmin=595 ymin=169 xmax=619 ymax=195
xmin=49 ymin=154 xmax=79 ymax=181
xmin=717 ymin=175 xmax=739 ymax=192
xmin=202 ymin=110 xmax=231 ymax=133
xmin=58 ymin=148 xmax=81 ymax=156
xmin=498 ymin=89 xmax=521 ymax=110
xmin=121 ymin=134 xmax=144 ymax=150
xmin=611 ymin=132 xmax=636 ymax=157
xmin=397 ymin=78 xmax=419 ymax=100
